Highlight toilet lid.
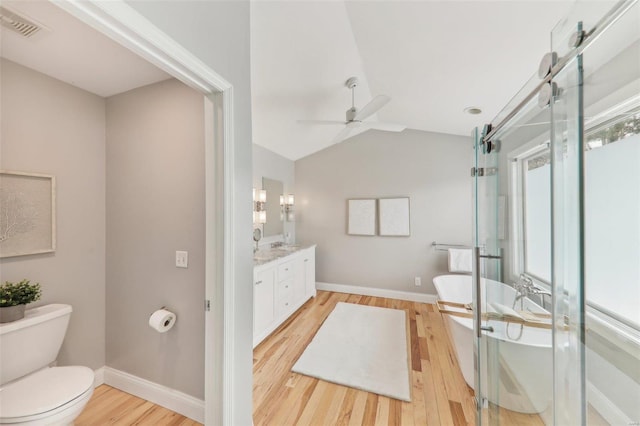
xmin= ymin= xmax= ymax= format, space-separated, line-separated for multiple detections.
xmin=0 ymin=366 xmax=94 ymax=420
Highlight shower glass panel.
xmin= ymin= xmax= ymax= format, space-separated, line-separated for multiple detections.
xmin=473 ymin=87 xmax=554 ymax=424
xmin=473 ymin=1 xmax=639 ymax=425
xmin=549 ymin=41 xmax=586 ymax=426
xmin=578 ymin=1 xmax=640 ymax=423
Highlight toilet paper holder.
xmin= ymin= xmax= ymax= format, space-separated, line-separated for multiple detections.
xmin=149 ymin=306 xmax=177 ymax=333
xmin=160 ymin=306 xmax=171 ymax=326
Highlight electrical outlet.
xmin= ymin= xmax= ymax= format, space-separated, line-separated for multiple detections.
xmin=176 ymin=251 xmax=188 ymax=268
xmin=414 ymin=276 xmax=421 ymax=287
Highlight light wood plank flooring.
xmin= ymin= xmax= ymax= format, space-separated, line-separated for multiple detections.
xmin=253 ymin=291 xmax=545 ymax=425
xmin=75 ymin=292 xmax=608 ymax=425
xmin=76 ymin=385 xmax=202 ymax=426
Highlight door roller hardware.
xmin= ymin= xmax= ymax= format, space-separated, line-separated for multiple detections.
xmin=471 ymin=167 xmax=498 ymax=177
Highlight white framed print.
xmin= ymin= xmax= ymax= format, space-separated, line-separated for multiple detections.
xmin=0 ymin=170 xmax=56 ymax=258
xmin=347 ymin=199 xmax=376 ymax=236
xmin=378 ymin=197 xmax=410 ymax=237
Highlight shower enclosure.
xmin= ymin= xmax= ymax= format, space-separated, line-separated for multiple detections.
xmin=472 ymin=0 xmax=639 ymax=424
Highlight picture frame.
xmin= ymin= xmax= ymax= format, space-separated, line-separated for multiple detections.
xmin=0 ymin=171 xmax=56 ymax=258
xmin=378 ymin=197 xmax=410 ymax=236
xmin=347 ymin=199 xmax=376 ymax=236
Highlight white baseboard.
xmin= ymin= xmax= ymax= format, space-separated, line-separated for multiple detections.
xmin=93 ymin=367 xmax=105 ymax=387
xmin=103 ymin=367 xmax=204 ymax=423
xmin=587 ymin=381 xmax=631 ymax=425
xmin=316 ymin=282 xmax=437 ymax=304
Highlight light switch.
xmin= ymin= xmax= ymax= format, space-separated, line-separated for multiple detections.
xmin=176 ymin=251 xmax=188 ymax=268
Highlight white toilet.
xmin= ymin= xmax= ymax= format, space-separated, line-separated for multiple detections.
xmin=0 ymin=304 xmax=94 ymax=425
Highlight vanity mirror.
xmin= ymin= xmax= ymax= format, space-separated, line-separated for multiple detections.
xmin=253 ymin=228 xmax=262 ymax=252
xmin=261 ymin=177 xmax=284 ymax=237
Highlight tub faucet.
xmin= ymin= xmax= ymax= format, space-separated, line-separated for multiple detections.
xmin=531 ymin=287 xmax=552 ymax=298
xmin=529 ymin=286 xmax=552 ymax=310
xmin=513 ymin=274 xmax=552 ymax=308
xmin=514 ymin=274 xmax=534 ymax=299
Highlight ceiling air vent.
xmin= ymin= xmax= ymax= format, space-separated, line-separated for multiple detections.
xmin=0 ymin=7 xmax=42 ymax=38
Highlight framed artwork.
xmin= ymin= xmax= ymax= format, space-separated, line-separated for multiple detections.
xmin=347 ymin=199 xmax=376 ymax=236
xmin=0 ymin=171 xmax=56 ymax=258
xmin=379 ymin=197 xmax=410 ymax=236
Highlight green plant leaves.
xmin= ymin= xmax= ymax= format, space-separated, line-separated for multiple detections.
xmin=0 ymin=279 xmax=41 ymax=307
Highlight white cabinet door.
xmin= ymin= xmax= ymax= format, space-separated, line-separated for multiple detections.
xmin=303 ymin=247 xmax=316 ymax=298
xmin=253 ymin=266 xmax=275 ymax=337
xmin=292 ymin=255 xmax=306 ymax=304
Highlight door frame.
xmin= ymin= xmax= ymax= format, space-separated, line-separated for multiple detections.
xmin=53 ymin=1 xmax=236 ymax=424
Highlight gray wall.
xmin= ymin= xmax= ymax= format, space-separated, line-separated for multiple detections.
xmin=3 ymin=1 xmax=254 ymax=418
xmin=125 ymin=2 xmax=254 ymax=419
xmin=295 ymin=129 xmax=471 ymax=295
xmin=0 ymin=59 xmax=106 ymax=369
xmin=253 ymin=144 xmax=296 ymax=244
xmin=105 ymin=79 xmax=205 ymax=399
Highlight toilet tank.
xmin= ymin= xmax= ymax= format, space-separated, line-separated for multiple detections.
xmin=0 ymin=304 xmax=72 ymax=385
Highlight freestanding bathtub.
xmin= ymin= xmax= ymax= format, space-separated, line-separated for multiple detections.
xmin=433 ymin=274 xmax=552 ymax=415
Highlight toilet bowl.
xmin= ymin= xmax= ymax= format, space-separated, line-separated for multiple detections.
xmin=0 ymin=305 xmax=95 ymax=425
xmin=0 ymin=366 xmax=94 ymax=425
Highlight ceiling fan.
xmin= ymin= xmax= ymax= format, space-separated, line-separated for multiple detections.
xmin=297 ymin=77 xmax=406 ymax=143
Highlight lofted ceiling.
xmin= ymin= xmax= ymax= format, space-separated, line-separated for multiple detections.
xmin=0 ymin=1 xmax=170 ymax=98
xmin=250 ymin=1 xmax=577 ymax=161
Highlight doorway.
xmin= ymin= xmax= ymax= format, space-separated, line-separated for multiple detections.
xmin=1 ymin=1 xmax=238 ymax=424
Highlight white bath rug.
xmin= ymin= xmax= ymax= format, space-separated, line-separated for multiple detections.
xmin=292 ymin=302 xmax=411 ymax=401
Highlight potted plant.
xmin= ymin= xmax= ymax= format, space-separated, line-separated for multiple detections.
xmin=0 ymin=280 xmax=42 ymax=323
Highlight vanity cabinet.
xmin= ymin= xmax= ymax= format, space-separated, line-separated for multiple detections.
xmin=303 ymin=249 xmax=316 ymax=298
xmin=253 ymin=245 xmax=316 ymax=347
xmin=253 ymin=267 xmax=275 ymax=335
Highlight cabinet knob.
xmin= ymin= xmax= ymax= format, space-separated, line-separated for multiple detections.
xmin=285 ymin=285 xmax=288 ymax=288
xmin=304 ymin=259 xmax=308 ymax=262
xmin=255 ymin=280 xmax=262 ymax=285
xmin=285 ymin=268 xmax=289 ymax=271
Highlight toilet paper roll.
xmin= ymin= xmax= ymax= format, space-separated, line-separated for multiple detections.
xmin=149 ymin=309 xmax=176 ymax=333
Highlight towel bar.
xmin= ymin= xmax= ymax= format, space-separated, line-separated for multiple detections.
xmin=431 ymin=241 xmax=472 ymax=251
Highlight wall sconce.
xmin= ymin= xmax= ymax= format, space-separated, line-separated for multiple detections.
xmin=253 ymin=188 xmax=267 ymax=224
xmin=280 ymin=193 xmax=295 ymax=221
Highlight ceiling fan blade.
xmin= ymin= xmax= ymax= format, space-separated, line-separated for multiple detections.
xmin=332 ymin=127 xmax=353 ymax=144
xmin=297 ymin=120 xmax=345 ymax=126
xmin=360 ymin=122 xmax=406 ymax=132
xmin=353 ymin=95 xmax=391 ymax=121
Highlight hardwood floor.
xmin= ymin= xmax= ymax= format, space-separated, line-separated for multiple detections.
xmin=253 ymin=291 xmax=545 ymax=426
xmin=75 ymin=292 xmax=608 ymax=425
xmin=76 ymin=385 xmax=202 ymax=426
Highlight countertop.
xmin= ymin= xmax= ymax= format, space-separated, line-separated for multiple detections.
xmin=253 ymin=244 xmax=313 ymax=267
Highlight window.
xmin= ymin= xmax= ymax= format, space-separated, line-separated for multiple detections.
xmin=510 ymin=141 xmax=552 ymax=286
xmin=522 ymin=151 xmax=552 ymax=284
xmin=511 ymin=110 xmax=640 ymax=331
xmin=584 ymin=111 xmax=640 ymax=330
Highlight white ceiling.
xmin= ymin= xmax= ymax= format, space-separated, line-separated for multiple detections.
xmin=250 ymin=1 xmax=577 ymax=161
xmin=1 ymin=0 xmax=591 ymax=161
xmin=1 ymin=1 xmax=170 ymax=98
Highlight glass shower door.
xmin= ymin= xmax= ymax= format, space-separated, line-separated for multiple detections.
xmin=473 ymin=3 xmax=638 ymax=425
xmin=473 ymin=79 xmax=556 ymax=424
xmin=551 ymin=2 xmax=640 ymax=424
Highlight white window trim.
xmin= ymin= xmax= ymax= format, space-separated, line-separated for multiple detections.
xmin=507 ymin=133 xmax=551 ymax=286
